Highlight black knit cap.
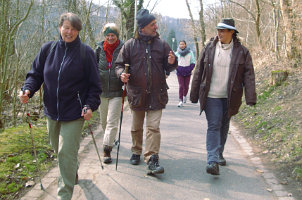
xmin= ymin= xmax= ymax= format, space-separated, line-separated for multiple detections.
xmin=137 ymin=9 xmax=156 ymax=29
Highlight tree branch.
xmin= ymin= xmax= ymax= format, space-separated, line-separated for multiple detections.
xmin=224 ymin=0 xmax=256 ymax=21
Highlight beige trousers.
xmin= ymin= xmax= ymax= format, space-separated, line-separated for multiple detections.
xmin=131 ymin=109 xmax=162 ymax=163
xmin=99 ymin=96 xmax=122 ymax=147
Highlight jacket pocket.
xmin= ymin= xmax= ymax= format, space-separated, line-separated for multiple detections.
xmin=157 ymin=89 xmax=168 ymax=106
xmin=198 ymin=83 xmax=208 ymax=107
xmin=230 ymin=85 xmax=243 ymax=109
xmin=128 ymin=87 xmax=143 ymax=108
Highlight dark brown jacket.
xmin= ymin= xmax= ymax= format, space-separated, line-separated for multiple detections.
xmin=115 ymin=33 xmax=177 ymax=111
xmin=190 ymin=36 xmax=256 ymax=117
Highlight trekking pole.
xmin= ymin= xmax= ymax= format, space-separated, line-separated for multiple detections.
xmin=78 ymin=93 xmax=104 ymax=170
xmin=85 ymin=115 xmax=104 ymax=170
xmin=116 ymin=64 xmax=129 ymax=171
xmin=26 ymin=113 xmax=44 ymax=190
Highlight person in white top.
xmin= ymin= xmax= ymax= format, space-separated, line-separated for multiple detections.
xmin=190 ymin=18 xmax=257 ymax=176
xmin=174 ymin=40 xmax=195 ymax=107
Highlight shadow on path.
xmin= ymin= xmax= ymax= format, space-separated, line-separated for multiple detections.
xmin=78 ymin=179 xmax=109 ymax=200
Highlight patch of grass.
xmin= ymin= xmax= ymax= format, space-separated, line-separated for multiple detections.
xmin=273 ymin=105 xmax=282 ymax=112
xmin=0 ymin=118 xmax=54 ymax=200
xmin=0 ymin=111 xmax=100 ymax=199
xmin=234 ymin=79 xmax=302 ymax=182
xmin=257 ymin=85 xmax=276 ymax=102
xmin=293 ymin=167 xmax=302 ymax=180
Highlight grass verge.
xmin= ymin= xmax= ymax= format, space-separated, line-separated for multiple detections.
xmin=0 ymin=112 xmax=100 ymax=199
xmin=234 ymin=73 xmax=302 ymax=182
xmin=0 ymin=119 xmax=53 ymax=199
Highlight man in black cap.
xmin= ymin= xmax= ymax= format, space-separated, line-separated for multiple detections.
xmin=190 ymin=18 xmax=257 ymax=175
xmin=115 ymin=9 xmax=177 ymax=175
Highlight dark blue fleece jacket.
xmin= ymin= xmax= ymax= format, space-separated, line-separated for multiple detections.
xmin=23 ymin=36 xmax=102 ymax=121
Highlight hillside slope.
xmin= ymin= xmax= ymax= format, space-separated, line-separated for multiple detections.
xmin=233 ymin=50 xmax=302 ymax=198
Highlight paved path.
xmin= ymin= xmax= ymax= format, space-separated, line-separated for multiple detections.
xmin=21 ymin=72 xmax=295 ymax=200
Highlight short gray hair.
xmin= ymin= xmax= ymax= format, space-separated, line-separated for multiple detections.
xmin=59 ymin=12 xmax=82 ymax=31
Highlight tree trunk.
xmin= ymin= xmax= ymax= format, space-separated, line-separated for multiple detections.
xmin=81 ymin=0 xmax=95 ymax=47
xmin=0 ymin=0 xmax=34 ymax=129
xmin=227 ymin=0 xmax=262 ymax=45
xmin=271 ymin=0 xmax=280 ymax=60
xmin=199 ymin=0 xmax=206 ymax=48
xmin=113 ymin=0 xmax=144 ymax=40
xmin=185 ymin=0 xmax=199 ymax=59
xmin=105 ymin=0 xmax=111 ymax=23
xmin=279 ymin=0 xmax=299 ymax=61
xmin=254 ymin=0 xmax=261 ymax=45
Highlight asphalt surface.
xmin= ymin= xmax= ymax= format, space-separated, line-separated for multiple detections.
xmin=21 ymin=72 xmax=295 ymax=200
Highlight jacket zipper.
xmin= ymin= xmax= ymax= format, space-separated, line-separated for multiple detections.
xmin=77 ymin=91 xmax=83 ymax=109
xmin=56 ymin=43 xmax=68 ymax=120
xmin=108 ymin=67 xmax=111 ymax=91
xmin=146 ymin=43 xmax=152 ymax=93
xmin=107 ymin=48 xmax=118 ymax=91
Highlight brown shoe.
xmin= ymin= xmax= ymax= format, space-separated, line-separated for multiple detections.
xmin=218 ymin=153 xmax=226 ymax=166
xmin=103 ymin=145 xmax=112 ymax=164
xmin=206 ymin=162 xmax=220 ymax=175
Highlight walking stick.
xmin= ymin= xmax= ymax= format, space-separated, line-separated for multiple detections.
xmin=83 ymin=107 xmax=104 ymax=170
xmin=116 ymin=64 xmax=129 ymax=171
xmin=26 ymin=113 xmax=44 ymax=190
xmin=77 ymin=93 xmax=104 ymax=169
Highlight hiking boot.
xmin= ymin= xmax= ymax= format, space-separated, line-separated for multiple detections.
xmin=218 ymin=153 xmax=226 ymax=166
xmin=130 ymin=154 xmax=140 ymax=165
xmin=103 ymin=145 xmax=112 ymax=164
xmin=177 ymin=101 xmax=183 ymax=107
xmin=147 ymin=154 xmax=164 ymax=175
xmin=206 ymin=162 xmax=220 ymax=175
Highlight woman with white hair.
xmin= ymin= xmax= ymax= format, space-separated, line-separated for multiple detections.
xmin=95 ymin=23 xmax=124 ymax=164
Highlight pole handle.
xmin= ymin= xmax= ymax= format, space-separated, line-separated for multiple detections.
xmin=125 ymin=64 xmax=129 ymax=74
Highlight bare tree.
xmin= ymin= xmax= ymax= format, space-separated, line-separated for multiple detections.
xmin=185 ymin=0 xmax=199 ymax=59
xmin=81 ymin=0 xmax=96 ymax=47
xmin=225 ymin=0 xmax=262 ymax=45
xmin=199 ymin=0 xmax=206 ymax=47
xmin=105 ymin=0 xmax=112 ymax=23
xmin=0 ymin=0 xmax=34 ymax=129
xmin=113 ymin=0 xmax=144 ymax=40
xmin=279 ymin=0 xmax=300 ymax=62
xmin=269 ymin=0 xmax=280 ymax=59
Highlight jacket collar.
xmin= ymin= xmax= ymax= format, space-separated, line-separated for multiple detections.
xmin=134 ymin=30 xmax=159 ymax=41
xmin=97 ymin=39 xmax=124 ymax=50
xmin=59 ymin=35 xmax=81 ymax=48
xmin=210 ymin=36 xmax=240 ymax=48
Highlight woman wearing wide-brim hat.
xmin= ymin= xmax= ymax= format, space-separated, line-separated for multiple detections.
xmin=190 ymin=18 xmax=257 ymax=176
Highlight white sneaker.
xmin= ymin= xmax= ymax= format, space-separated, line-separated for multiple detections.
xmin=178 ymin=101 xmax=183 ymax=107
xmin=183 ymin=96 xmax=187 ymax=103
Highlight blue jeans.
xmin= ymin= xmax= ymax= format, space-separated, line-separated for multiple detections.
xmin=204 ymin=98 xmax=230 ymax=164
